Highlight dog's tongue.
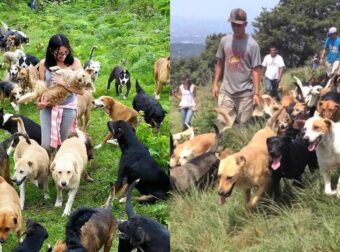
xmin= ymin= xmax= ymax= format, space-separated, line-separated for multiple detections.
xmin=218 ymin=195 xmax=226 ymax=205
xmin=271 ymin=156 xmax=281 ymax=170
xmin=308 ymin=142 xmax=317 ymax=152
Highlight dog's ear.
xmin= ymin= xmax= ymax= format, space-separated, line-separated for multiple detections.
xmin=85 ymin=68 xmax=94 ymax=75
xmin=28 ymin=161 xmax=33 ymax=167
xmin=13 ymin=213 xmax=18 ymax=226
xmin=324 ymin=118 xmax=332 ymax=131
xmin=236 ymin=155 xmax=246 ymax=167
xmin=73 ymin=161 xmax=78 ymax=174
xmin=50 ymin=162 xmax=55 ymax=172
xmin=335 ymin=104 xmax=339 ymax=111
xmin=131 ymin=227 xmax=145 ymax=246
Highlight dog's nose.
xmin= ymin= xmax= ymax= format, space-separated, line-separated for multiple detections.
xmin=92 ymin=101 xmax=95 ymax=104
xmin=11 ymin=178 xmax=16 ymax=182
xmin=0 ymin=238 xmax=4 ymax=243
xmin=61 ymin=182 xmax=67 ymax=187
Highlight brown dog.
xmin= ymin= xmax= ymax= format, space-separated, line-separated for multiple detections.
xmin=154 ymin=56 xmax=170 ymax=100
xmin=92 ymin=95 xmax=138 ymax=149
xmin=17 ymin=66 xmax=39 ymax=93
xmin=318 ymin=100 xmax=340 ymax=122
xmin=0 ymin=176 xmax=23 ymax=248
xmin=217 ymin=108 xmax=283 ymax=210
xmin=77 ymin=90 xmax=93 ymax=131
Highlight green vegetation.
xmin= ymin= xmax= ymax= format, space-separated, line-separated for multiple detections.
xmin=0 ymin=0 xmax=169 ymax=250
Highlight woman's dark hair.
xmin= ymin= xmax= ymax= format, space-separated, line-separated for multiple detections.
xmin=44 ymin=34 xmax=74 ymax=68
xmin=183 ymin=76 xmax=192 ymax=90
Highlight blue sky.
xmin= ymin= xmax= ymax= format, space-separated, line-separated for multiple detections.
xmin=171 ymin=0 xmax=279 ymax=33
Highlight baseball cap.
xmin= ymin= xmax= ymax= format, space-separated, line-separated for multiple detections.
xmin=228 ymin=8 xmax=247 ymax=24
xmin=328 ymin=27 xmax=337 ymax=35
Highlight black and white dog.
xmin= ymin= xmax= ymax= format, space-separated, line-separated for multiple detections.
xmin=107 ymin=66 xmax=131 ymax=99
xmin=0 ymin=81 xmax=23 ymax=112
xmin=83 ymin=46 xmax=101 ymax=85
xmin=0 ymin=29 xmax=29 ymax=51
xmin=17 ymin=54 xmax=39 ymax=68
xmin=4 ymin=64 xmax=20 ymax=82
xmin=0 ymin=108 xmax=41 ymax=154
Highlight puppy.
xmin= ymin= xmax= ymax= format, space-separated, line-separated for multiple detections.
xmin=218 ymin=108 xmax=283 ymax=210
xmin=77 ymin=90 xmax=93 ymax=131
xmin=50 ymin=130 xmax=89 ymax=216
xmin=2 ymin=49 xmax=25 ymax=66
xmin=106 ymin=120 xmax=170 ymax=202
xmin=83 ymin=46 xmax=101 ymax=85
xmin=18 ymin=66 xmax=94 ymax=105
xmin=303 ymin=116 xmax=340 ymax=196
xmin=0 ymin=133 xmax=30 ymax=186
xmin=17 ymin=54 xmax=39 ymax=68
xmin=52 ymin=189 xmax=116 ymax=252
xmin=92 ymin=95 xmax=138 ymax=149
xmin=0 ymin=176 xmax=23 ymax=250
xmin=317 ymin=91 xmax=340 ymax=122
xmin=4 ymin=64 xmax=20 ymax=82
xmin=154 ymin=57 xmax=170 ymax=100
xmin=0 ymin=80 xmax=24 ymax=112
xmin=12 ymin=117 xmax=50 ymax=209
xmin=267 ymin=135 xmax=318 ymax=198
xmin=133 ymin=80 xmax=166 ymax=128
xmin=0 ymin=109 xmax=42 ymax=153
xmin=107 ymin=65 xmax=131 ymax=99
xmin=12 ymin=219 xmax=48 ymax=252
xmin=17 ymin=66 xmax=39 ymax=93
xmin=170 ymin=125 xmax=233 ymax=191
xmin=118 ymin=180 xmax=170 ymax=252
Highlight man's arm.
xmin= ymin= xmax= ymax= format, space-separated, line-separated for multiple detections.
xmin=252 ymin=66 xmax=262 ymax=105
xmin=320 ymin=48 xmax=326 ymax=65
xmin=212 ymin=58 xmax=224 ymax=98
xmin=278 ymin=67 xmax=284 ymax=82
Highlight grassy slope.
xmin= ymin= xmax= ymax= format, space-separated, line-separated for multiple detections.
xmin=170 ymin=80 xmax=340 ymax=251
xmin=0 ymin=0 xmax=169 ymax=250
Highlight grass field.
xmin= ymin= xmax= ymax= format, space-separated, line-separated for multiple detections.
xmin=170 ymin=78 xmax=340 ymax=251
xmin=0 ymin=0 xmax=169 ymax=250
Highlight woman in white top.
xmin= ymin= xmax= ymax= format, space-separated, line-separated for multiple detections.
xmin=176 ymin=76 xmax=196 ymax=131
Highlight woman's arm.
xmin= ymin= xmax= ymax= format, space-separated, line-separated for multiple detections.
xmin=71 ymin=57 xmax=82 ymax=70
xmin=39 ymin=58 xmax=46 ymax=81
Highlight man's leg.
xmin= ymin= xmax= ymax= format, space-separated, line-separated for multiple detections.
xmin=271 ymin=79 xmax=279 ymax=100
xmin=264 ymin=77 xmax=272 ymax=95
xmin=235 ymin=96 xmax=253 ymax=126
xmin=217 ymin=93 xmax=236 ymax=129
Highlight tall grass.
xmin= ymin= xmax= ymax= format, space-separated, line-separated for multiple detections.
xmin=0 ymin=0 xmax=169 ymax=250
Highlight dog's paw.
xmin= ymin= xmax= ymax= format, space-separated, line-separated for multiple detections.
xmin=94 ymin=144 xmax=102 ymax=149
xmin=325 ymin=189 xmax=336 ymax=196
xmin=44 ymin=194 xmax=50 ymax=200
xmin=107 ymin=139 xmax=118 ymax=145
xmin=155 ymin=94 xmax=160 ymax=100
xmin=55 ymin=201 xmax=62 ymax=207
xmin=119 ymin=197 xmax=127 ymax=203
xmin=62 ymin=209 xmax=71 ymax=217
xmin=123 ymin=96 xmax=127 ymax=99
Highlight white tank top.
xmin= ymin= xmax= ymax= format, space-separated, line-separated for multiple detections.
xmin=179 ymin=84 xmax=196 ymax=108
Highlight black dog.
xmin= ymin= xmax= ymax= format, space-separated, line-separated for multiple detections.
xmin=12 ymin=219 xmax=48 ymax=252
xmin=107 ymin=120 xmax=170 ymax=202
xmin=133 ymin=80 xmax=166 ymax=128
xmin=107 ymin=65 xmax=131 ymax=99
xmin=0 ymin=80 xmax=23 ymax=105
xmin=118 ymin=180 xmax=170 ymax=252
xmin=17 ymin=54 xmax=39 ymax=68
xmin=0 ymin=109 xmax=41 ymax=152
xmin=0 ymin=30 xmax=29 ymax=51
xmin=267 ymin=135 xmax=318 ymax=198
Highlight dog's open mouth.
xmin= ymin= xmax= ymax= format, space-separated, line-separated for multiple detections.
xmin=271 ymin=156 xmax=282 ymax=170
xmin=218 ymin=183 xmax=235 ymax=205
xmin=93 ymin=104 xmax=104 ymax=108
xmin=15 ymin=176 xmax=26 ymax=186
xmin=308 ymin=136 xmax=321 ymax=151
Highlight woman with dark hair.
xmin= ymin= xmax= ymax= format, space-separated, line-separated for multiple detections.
xmin=175 ymin=75 xmax=197 ymax=130
xmin=37 ymin=33 xmax=82 ymax=152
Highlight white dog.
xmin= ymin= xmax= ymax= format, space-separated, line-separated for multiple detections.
xmin=50 ymin=130 xmax=89 ymax=216
xmin=2 ymin=49 xmax=25 ymax=66
xmin=303 ymin=116 xmax=340 ymax=197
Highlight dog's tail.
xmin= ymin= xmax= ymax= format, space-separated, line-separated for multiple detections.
xmin=185 ymin=123 xmax=195 ymax=139
xmin=66 ymin=207 xmax=97 ymax=250
xmin=2 ymin=132 xmax=31 ymax=150
xmin=104 ymin=182 xmax=115 ymax=208
xmin=266 ymin=106 xmax=284 ymax=129
xmin=209 ymin=124 xmax=221 ymax=153
xmin=293 ymin=76 xmax=305 ymax=103
xmin=88 ymin=46 xmax=97 ymax=61
xmin=213 ymin=107 xmax=232 ymax=132
xmin=126 ymin=179 xmax=140 ymax=219
xmin=11 ymin=117 xmax=27 ymax=134
xmin=135 ymin=80 xmax=144 ymax=94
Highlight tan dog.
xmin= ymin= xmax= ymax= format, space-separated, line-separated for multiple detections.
xmin=280 ymin=91 xmax=295 ymax=107
xmin=317 ymin=100 xmax=340 ymax=122
xmin=291 ymin=101 xmax=307 ymax=117
xmin=217 ymin=108 xmax=283 ymax=210
xmin=18 ymin=67 xmax=94 ymax=105
xmin=17 ymin=66 xmax=39 ymax=93
xmin=154 ymin=56 xmax=170 ymax=100
xmin=50 ymin=130 xmax=89 ymax=216
xmin=11 ymin=118 xmax=50 ymax=210
xmin=0 ymin=176 xmax=23 ymax=249
xmin=77 ymin=90 xmax=93 ymax=131
xmin=92 ymin=96 xmax=138 ymax=149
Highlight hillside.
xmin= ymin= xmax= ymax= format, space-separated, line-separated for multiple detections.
xmin=0 ymin=0 xmax=169 ymax=250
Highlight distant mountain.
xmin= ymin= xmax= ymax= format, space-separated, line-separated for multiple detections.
xmin=171 ymin=43 xmax=205 ymax=59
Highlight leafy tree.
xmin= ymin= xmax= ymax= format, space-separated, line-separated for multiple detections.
xmin=253 ymin=0 xmax=340 ymax=67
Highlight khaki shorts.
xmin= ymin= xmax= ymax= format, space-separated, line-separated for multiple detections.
xmin=217 ymin=93 xmax=253 ymax=127
xmin=326 ymin=60 xmax=340 ymax=76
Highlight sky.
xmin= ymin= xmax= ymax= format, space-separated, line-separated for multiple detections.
xmin=171 ymin=0 xmax=280 ymax=34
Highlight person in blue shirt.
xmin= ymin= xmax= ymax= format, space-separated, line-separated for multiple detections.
xmin=320 ymin=27 xmax=340 ymax=76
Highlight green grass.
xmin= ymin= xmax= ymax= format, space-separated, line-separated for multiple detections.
xmin=0 ymin=0 xmax=169 ymax=250
xmin=170 ymin=75 xmax=340 ymax=251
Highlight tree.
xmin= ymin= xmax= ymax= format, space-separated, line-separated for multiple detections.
xmin=253 ymin=0 xmax=340 ymax=67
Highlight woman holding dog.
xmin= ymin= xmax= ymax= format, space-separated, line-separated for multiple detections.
xmin=37 ymin=33 xmax=82 ymax=152
xmin=176 ymin=75 xmax=197 ymax=131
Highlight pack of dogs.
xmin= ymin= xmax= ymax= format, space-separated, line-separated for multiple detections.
xmin=0 ymin=21 xmax=171 ymax=251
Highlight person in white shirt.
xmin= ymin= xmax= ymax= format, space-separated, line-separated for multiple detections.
xmin=262 ymin=45 xmax=285 ymax=100
xmin=175 ymin=75 xmax=197 ymax=131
